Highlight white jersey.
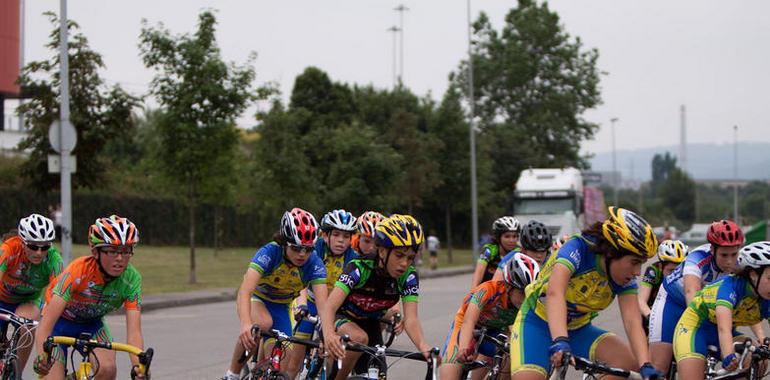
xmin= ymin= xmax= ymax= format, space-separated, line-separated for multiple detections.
xmin=427 ymin=236 xmax=440 ymax=251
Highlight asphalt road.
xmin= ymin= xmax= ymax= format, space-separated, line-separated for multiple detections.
xmin=24 ymin=272 xmax=724 ymax=380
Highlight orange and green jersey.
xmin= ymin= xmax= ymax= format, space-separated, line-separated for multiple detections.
xmin=455 ymin=280 xmax=518 ymax=331
xmin=0 ymin=236 xmax=63 ymax=304
xmin=46 ymin=256 xmax=141 ymax=322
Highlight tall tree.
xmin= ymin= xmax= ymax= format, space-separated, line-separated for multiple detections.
xmin=651 ymin=152 xmax=678 ymax=196
xmin=658 ymin=167 xmax=696 ymax=226
xmin=17 ymin=13 xmax=138 ymax=191
xmin=140 ymin=11 xmax=258 ymax=283
xmin=452 ymin=0 xmax=602 ymax=193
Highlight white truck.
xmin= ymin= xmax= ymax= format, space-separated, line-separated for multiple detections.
xmin=512 ymin=168 xmax=606 ymax=238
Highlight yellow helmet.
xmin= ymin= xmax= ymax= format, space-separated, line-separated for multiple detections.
xmin=375 ymin=214 xmax=424 ymax=249
xmin=602 ymin=207 xmax=657 ymax=258
xmin=658 ymin=240 xmax=689 ymax=264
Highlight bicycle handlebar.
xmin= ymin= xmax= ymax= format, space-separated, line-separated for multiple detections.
xmin=43 ymin=335 xmax=154 ymax=379
xmin=548 ymin=353 xmax=642 ymax=380
xmin=0 ymin=312 xmax=38 ymax=327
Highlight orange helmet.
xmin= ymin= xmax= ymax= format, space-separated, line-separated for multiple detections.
xmin=356 ymin=211 xmax=384 ymax=238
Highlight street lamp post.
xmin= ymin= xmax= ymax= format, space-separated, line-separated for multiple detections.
xmin=611 ymin=117 xmax=619 ymax=207
xmin=386 ymin=26 xmax=400 ymax=89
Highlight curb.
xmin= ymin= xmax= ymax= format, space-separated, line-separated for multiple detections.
xmin=140 ymin=266 xmax=474 ymax=313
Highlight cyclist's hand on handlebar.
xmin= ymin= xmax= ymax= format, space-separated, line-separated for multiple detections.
xmin=722 ymin=353 xmax=739 ymax=371
xmin=548 ymin=336 xmax=572 ymax=369
xmin=457 ymin=347 xmax=475 ymax=363
xmin=323 ymin=332 xmax=345 ymax=360
xmin=419 ymin=343 xmax=438 ymax=363
xmin=33 ymin=353 xmax=53 ymax=376
xmin=239 ymin=322 xmax=256 ymax=351
xmin=294 ymin=304 xmax=309 ymax=321
xmin=130 ymin=364 xmax=146 ymax=380
xmin=639 ymin=362 xmax=663 ymax=379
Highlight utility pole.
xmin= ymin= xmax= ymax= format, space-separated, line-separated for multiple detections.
xmin=611 ymin=117 xmax=619 ymax=206
xmin=394 ymin=4 xmax=408 ymax=86
xmin=386 ymin=26 xmax=400 ymax=88
xmin=467 ymin=0 xmax=479 ymax=257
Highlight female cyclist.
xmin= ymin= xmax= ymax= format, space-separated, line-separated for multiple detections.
xmin=510 ymin=207 xmax=662 ymax=380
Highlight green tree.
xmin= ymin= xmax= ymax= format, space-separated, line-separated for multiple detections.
xmin=651 ymin=152 xmax=678 ymax=196
xmin=452 ymin=0 xmax=602 ymax=193
xmin=17 ymin=13 xmax=138 ymax=191
xmin=139 ymin=11 xmax=258 ymax=283
xmin=658 ymin=167 xmax=696 ymax=226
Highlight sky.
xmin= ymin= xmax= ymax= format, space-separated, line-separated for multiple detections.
xmin=15 ymin=1 xmax=770 ymax=156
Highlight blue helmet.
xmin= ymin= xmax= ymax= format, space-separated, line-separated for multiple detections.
xmin=321 ymin=209 xmax=357 ymax=233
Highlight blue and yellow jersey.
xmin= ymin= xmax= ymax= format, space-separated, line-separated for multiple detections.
xmin=308 ymin=238 xmax=357 ymax=301
xmin=249 ymin=242 xmax=326 ymax=304
xmin=523 ymin=234 xmax=638 ymax=330
xmin=689 ymin=275 xmax=770 ymax=326
xmin=662 ymin=244 xmax=726 ymax=307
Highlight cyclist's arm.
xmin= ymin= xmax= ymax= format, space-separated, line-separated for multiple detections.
xmin=750 ymin=322 xmax=765 ymax=342
xmin=237 ymin=269 xmax=261 ymax=328
xmin=125 ymin=309 xmax=144 ymax=367
xmin=637 ymin=285 xmax=652 ymax=317
xmin=715 ymin=305 xmax=736 ymax=360
xmin=683 ymin=274 xmax=702 ymax=306
xmin=471 ymin=261 xmax=486 ymax=289
xmin=618 ymin=293 xmax=651 ymax=366
xmin=320 ymin=287 xmax=347 ymax=359
xmin=545 ymin=262 xmax=571 ymax=340
xmin=296 ymin=288 xmax=308 ymax=310
xmin=34 ymin=294 xmax=67 ymax=357
xmin=402 ymin=301 xmax=431 ymax=355
xmin=458 ymin=302 xmax=481 ymax=355
xmin=308 ymin=282 xmax=327 ymax=313
xmin=491 ymin=268 xmax=503 ymax=282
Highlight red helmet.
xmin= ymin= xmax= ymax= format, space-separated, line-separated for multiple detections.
xmin=706 ymin=220 xmax=744 ymax=247
xmin=280 ymin=208 xmax=319 ymax=246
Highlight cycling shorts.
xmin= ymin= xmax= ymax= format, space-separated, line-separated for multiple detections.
xmin=252 ymin=295 xmax=293 ymax=341
xmin=510 ymin=306 xmax=613 ymax=377
xmin=648 ymin=286 xmax=686 ymax=344
xmin=49 ymin=318 xmax=111 ymax=364
xmin=294 ymin=299 xmax=319 ymax=340
xmin=673 ymin=307 xmax=745 ymax=362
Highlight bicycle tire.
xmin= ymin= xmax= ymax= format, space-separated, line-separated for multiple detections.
xmin=0 ymin=358 xmax=19 ymax=380
xmin=271 ymin=372 xmax=291 ymax=380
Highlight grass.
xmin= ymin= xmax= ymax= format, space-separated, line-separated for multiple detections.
xmin=68 ymin=245 xmax=477 ymax=295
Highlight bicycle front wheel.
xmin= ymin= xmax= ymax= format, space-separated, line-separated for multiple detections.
xmin=0 ymin=358 xmax=19 ymax=380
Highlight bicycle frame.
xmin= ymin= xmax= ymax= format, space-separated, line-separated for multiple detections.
xmin=43 ymin=333 xmax=153 ymax=380
xmin=461 ymin=328 xmax=509 ymax=380
xmin=548 ymin=353 xmax=642 ymax=380
xmin=0 ymin=311 xmax=37 ymax=380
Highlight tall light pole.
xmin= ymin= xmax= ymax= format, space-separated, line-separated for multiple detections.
xmin=610 ymin=117 xmax=619 ymax=207
xmin=467 ymin=0 xmax=479 ymax=257
xmin=394 ymin=4 xmax=408 ymax=86
xmin=386 ymin=26 xmax=400 ymax=88
xmin=733 ymin=125 xmax=739 ymax=222
xmin=59 ymin=0 xmax=73 ymax=263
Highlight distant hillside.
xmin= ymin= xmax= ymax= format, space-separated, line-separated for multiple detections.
xmin=588 ymin=142 xmax=770 ymax=181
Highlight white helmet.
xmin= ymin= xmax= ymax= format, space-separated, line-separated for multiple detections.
xmin=18 ymin=214 xmax=55 ymax=243
xmin=492 ymin=216 xmax=521 ymax=236
xmin=320 ymin=209 xmax=357 ymax=233
xmin=737 ymin=241 xmax=770 ymax=270
xmin=657 ymin=240 xmax=689 ymax=264
xmin=502 ymin=252 xmax=540 ymax=290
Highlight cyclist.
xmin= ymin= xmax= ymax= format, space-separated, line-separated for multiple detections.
xmin=471 ymin=217 xmax=520 ymax=289
xmin=494 ymin=220 xmax=551 ymax=282
xmin=440 ymin=252 xmax=540 ymax=380
xmin=510 ymin=207 xmax=662 ymax=380
xmin=321 ymin=214 xmax=432 ymax=380
xmin=222 ymin=208 xmax=328 ymax=380
xmin=294 ymin=210 xmax=358 ymax=364
xmin=648 ymin=220 xmax=744 ymax=374
xmin=673 ymin=242 xmax=770 ymax=379
xmin=0 ymin=214 xmax=63 ymax=372
xmin=33 ymin=215 xmax=145 ymax=380
xmin=352 ymin=211 xmax=384 ymax=256
xmin=637 ymin=240 xmax=688 ymax=333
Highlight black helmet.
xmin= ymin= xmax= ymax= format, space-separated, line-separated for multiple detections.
xmin=520 ymin=220 xmax=552 ymax=252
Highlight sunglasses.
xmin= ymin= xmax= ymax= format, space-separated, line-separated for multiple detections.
xmin=26 ymin=243 xmax=51 ymax=252
xmin=287 ymin=243 xmax=314 ymax=254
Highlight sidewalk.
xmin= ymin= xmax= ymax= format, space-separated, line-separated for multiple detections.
xmin=141 ymin=265 xmax=474 ymax=312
